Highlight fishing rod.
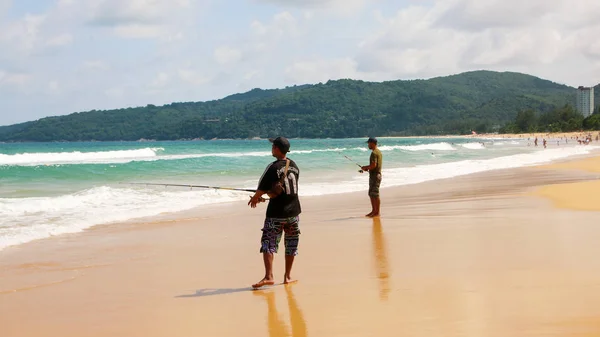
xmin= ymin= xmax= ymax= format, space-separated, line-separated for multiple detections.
xmin=337 ymin=152 xmax=364 ymax=173
xmin=121 ymin=182 xmax=257 ymax=193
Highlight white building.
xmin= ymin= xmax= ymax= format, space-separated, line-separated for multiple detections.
xmin=576 ymin=86 xmax=594 ymax=117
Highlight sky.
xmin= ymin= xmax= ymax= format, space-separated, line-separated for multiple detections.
xmin=1 ymin=0 xmax=599 ymax=126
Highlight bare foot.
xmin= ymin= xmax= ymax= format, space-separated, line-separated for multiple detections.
xmin=252 ymin=278 xmax=275 ymax=289
xmin=367 ymin=213 xmax=380 ymax=218
xmin=365 ymin=212 xmax=374 ymax=217
xmin=284 ymin=276 xmax=298 ymax=285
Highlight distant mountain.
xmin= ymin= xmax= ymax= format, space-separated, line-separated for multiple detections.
xmin=0 ymin=70 xmax=588 ymax=141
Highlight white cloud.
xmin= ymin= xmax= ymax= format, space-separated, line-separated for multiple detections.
xmin=89 ymin=0 xmax=190 ymax=26
xmin=255 ymin=0 xmax=366 ymax=15
xmin=251 ymin=11 xmax=299 ymax=38
xmin=0 ymin=71 xmax=31 ymax=86
xmin=82 ymin=60 xmax=110 ymax=71
xmin=88 ymin=0 xmax=195 ymax=40
xmin=214 ymin=46 xmax=243 ymax=65
xmin=244 ymin=70 xmax=261 ymax=81
xmin=436 ymin=0 xmax=552 ymax=31
xmin=46 ymin=33 xmax=73 ymax=47
xmin=436 ymin=0 xmax=600 ymax=31
xmin=0 ymin=0 xmax=11 ymax=16
xmin=285 ymin=58 xmax=359 ymax=84
xmin=0 ymin=14 xmax=46 ymax=53
xmin=246 ymin=11 xmax=303 ymax=58
xmin=354 ymin=0 xmax=600 ymax=85
xmin=258 ymin=0 xmax=347 ymax=6
xmin=105 ymin=86 xmax=125 ymax=98
xmin=178 ymin=68 xmax=212 ymax=86
xmin=0 ymin=2 xmax=78 ymax=63
xmin=3 ymin=0 xmax=600 ymax=126
xmin=113 ymin=24 xmax=164 ymax=39
xmin=48 ymin=80 xmax=60 ymax=92
xmin=57 ymin=0 xmax=75 ymax=7
xmin=150 ymin=72 xmax=169 ymax=88
xmin=250 ymin=20 xmax=268 ymax=35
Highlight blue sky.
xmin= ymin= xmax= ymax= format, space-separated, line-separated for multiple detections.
xmin=1 ymin=0 xmax=599 ymax=126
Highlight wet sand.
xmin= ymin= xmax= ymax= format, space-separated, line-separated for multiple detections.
xmin=531 ymin=156 xmax=600 ymax=212
xmin=2 ymin=157 xmax=600 ymax=337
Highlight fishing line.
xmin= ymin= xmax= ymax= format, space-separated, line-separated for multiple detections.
xmin=121 ymin=182 xmax=257 ymax=193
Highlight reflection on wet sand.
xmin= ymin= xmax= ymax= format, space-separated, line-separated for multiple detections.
xmin=254 ymin=285 xmax=307 ymax=337
xmin=372 ymin=217 xmax=390 ymax=301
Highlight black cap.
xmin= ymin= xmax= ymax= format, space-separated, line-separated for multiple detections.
xmin=367 ymin=137 xmax=377 ymax=144
xmin=269 ymin=136 xmax=290 ymax=153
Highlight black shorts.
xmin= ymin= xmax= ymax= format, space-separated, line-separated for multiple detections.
xmin=369 ymin=172 xmax=382 ymax=198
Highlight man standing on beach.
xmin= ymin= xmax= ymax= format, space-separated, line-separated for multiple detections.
xmin=361 ymin=137 xmax=382 ymax=217
xmin=248 ymin=136 xmax=301 ymax=289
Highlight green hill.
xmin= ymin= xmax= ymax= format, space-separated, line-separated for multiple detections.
xmin=0 ymin=70 xmax=586 ymax=142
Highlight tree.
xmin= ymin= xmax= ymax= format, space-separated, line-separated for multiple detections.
xmin=0 ymin=71 xmax=580 ymax=141
xmin=515 ymin=110 xmax=537 ymax=132
xmin=583 ymin=114 xmax=600 ymax=130
xmin=503 ymin=104 xmax=586 ymax=133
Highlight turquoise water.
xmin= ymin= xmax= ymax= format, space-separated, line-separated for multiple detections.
xmin=0 ymin=138 xmax=525 ymax=197
xmin=0 ymin=137 xmax=596 ymax=250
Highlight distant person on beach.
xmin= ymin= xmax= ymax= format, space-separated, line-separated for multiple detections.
xmin=248 ymin=136 xmax=302 ymax=289
xmin=361 ymin=137 xmax=382 ymax=217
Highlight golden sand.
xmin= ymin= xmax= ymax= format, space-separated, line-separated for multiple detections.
xmin=400 ymin=131 xmax=600 ymax=141
xmin=2 ymin=162 xmax=600 ymax=337
xmin=531 ymin=155 xmax=600 ymax=211
xmin=470 ymin=131 xmax=600 ymax=140
xmin=535 ymin=155 xmax=600 ymax=174
xmin=534 ymin=180 xmax=600 ymax=212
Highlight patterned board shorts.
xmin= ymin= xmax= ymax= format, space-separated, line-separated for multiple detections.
xmin=260 ymin=216 xmax=301 ymax=256
xmin=369 ymin=172 xmax=382 ymax=198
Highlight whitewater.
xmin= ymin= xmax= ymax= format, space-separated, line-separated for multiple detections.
xmin=0 ymin=137 xmax=597 ymax=250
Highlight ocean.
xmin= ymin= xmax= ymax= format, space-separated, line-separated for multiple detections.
xmin=0 ymin=137 xmax=597 ymax=251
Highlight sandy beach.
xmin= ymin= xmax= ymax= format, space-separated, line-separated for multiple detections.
xmin=2 ymin=155 xmax=600 ymax=337
xmin=399 ymin=131 xmax=600 ymax=142
xmin=467 ymin=131 xmax=600 ymax=141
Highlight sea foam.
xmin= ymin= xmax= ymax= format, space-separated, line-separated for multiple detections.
xmin=0 ymin=186 xmax=250 ymax=251
xmin=1 ymin=142 xmax=597 ymax=251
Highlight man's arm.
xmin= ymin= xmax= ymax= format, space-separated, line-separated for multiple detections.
xmin=361 ymin=161 xmax=376 ymax=171
xmin=249 ymin=164 xmax=276 ymax=208
xmin=248 ymin=190 xmax=269 ymax=208
xmin=361 ymin=157 xmax=377 ymax=172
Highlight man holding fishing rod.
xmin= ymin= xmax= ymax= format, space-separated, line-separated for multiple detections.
xmin=248 ymin=136 xmax=301 ymax=289
xmin=361 ymin=137 xmax=382 ymax=217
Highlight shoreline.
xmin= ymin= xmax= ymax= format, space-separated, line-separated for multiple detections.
xmin=2 ymin=154 xmax=600 ymax=336
xmin=383 ymin=131 xmax=600 ymax=140
xmin=2 ymin=150 xmax=599 ymax=257
xmin=2 ymin=144 xmax=600 ymax=254
xmin=2 ymin=130 xmax=600 ymax=144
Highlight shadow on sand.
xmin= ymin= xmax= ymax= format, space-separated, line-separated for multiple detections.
xmin=176 ymin=283 xmax=287 ymax=298
xmin=176 ymin=287 xmax=255 ymax=298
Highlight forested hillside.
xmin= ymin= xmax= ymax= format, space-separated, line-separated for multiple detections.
xmin=0 ymin=71 xmax=589 ymax=142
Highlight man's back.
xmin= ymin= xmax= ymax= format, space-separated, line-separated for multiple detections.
xmin=257 ymin=159 xmax=301 ymax=218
